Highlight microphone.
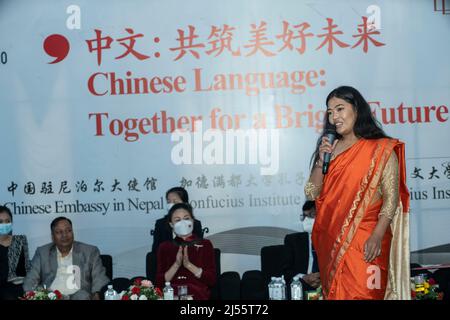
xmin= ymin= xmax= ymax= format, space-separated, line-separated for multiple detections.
xmin=322 ymin=128 xmax=337 ymax=175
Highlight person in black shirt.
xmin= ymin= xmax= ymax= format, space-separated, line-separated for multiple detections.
xmin=0 ymin=205 xmax=31 ymax=300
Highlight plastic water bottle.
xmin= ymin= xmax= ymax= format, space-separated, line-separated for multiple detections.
xmin=290 ymin=276 xmax=303 ymax=300
xmin=104 ymin=284 xmax=117 ymax=300
xmin=281 ymin=275 xmax=287 ymax=300
xmin=268 ymin=277 xmax=276 ymax=300
xmin=272 ymin=277 xmax=284 ymax=300
xmin=163 ymin=282 xmax=174 ymax=300
xmin=271 ymin=278 xmax=280 ymax=300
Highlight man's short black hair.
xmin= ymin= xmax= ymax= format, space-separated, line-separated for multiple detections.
xmin=0 ymin=205 xmax=13 ymax=222
xmin=302 ymin=200 xmax=315 ymax=211
xmin=50 ymin=216 xmax=73 ymax=232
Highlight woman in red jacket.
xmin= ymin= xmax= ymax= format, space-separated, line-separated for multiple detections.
xmin=156 ymin=203 xmax=216 ymax=300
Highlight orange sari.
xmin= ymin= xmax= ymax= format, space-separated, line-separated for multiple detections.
xmin=311 ymin=138 xmax=410 ymax=299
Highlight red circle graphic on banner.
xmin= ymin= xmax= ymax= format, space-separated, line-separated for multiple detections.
xmin=43 ymin=34 xmax=70 ymax=64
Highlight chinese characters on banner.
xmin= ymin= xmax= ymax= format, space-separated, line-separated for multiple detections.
xmin=6 ymin=172 xmax=306 ymax=197
xmin=86 ymin=17 xmax=384 ymax=65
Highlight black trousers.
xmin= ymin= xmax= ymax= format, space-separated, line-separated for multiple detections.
xmin=0 ymin=282 xmax=24 ymax=300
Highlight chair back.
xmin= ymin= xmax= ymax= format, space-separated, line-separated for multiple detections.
xmin=100 ymin=254 xmax=113 ymax=280
xmin=283 ymin=232 xmax=310 ymax=282
xmin=260 ymin=245 xmax=289 ymax=286
xmin=219 ymin=271 xmax=241 ymax=300
xmin=241 ymin=270 xmax=267 ymax=300
xmin=146 ymin=251 xmax=157 ymax=283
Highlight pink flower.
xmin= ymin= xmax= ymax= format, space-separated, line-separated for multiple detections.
xmin=141 ymin=280 xmax=152 ymax=288
xmin=428 ymin=278 xmax=436 ymax=286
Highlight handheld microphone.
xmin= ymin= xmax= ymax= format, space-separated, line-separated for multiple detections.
xmin=322 ymin=128 xmax=337 ymax=175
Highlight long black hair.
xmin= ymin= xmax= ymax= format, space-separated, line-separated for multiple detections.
xmin=0 ymin=205 xmax=13 ymax=222
xmin=310 ymin=86 xmax=389 ymax=168
xmin=165 ymin=187 xmax=189 ymax=203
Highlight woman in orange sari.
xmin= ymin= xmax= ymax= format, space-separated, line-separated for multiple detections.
xmin=305 ymin=86 xmax=410 ymax=300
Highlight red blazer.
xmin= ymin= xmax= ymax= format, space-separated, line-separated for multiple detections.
xmin=156 ymin=236 xmax=216 ymax=300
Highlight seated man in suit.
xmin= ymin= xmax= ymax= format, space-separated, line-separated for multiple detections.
xmin=297 ymin=201 xmax=320 ymax=290
xmin=152 ymin=187 xmax=203 ymax=253
xmin=23 ymin=217 xmax=109 ymax=300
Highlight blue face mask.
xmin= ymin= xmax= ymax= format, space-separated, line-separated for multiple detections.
xmin=0 ymin=223 xmax=12 ymax=235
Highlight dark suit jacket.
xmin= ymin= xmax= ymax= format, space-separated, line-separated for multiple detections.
xmin=151 ymin=216 xmax=203 ymax=253
xmin=284 ymin=232 xmax=319 ymax=281
xmin=284 ymin=232 xmax=319 ymax=297
xmin=23 ymin=241 xmax=109 ymax=300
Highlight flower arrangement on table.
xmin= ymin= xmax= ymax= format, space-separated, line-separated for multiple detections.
xmin=306 ymin=286 xmax=323 ymax=300
xmin=21 ymin=287 xmax=63 ymax=300
xmin=120 ymin=278 xmax=163 ymax=300
xmin=411 ymin=275 xmax=444 ymax=300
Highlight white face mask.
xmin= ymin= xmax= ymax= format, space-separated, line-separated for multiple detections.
xmin=173 ymin=219 xmax=193 ymax=236
xmin=167 ymin=203 xmax=174 ymax=212
xmin=302 ymin=217 xmax=315 ymax=234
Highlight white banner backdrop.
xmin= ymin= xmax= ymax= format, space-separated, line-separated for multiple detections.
xmin=0 ymin=0 xmax=449 ymax=278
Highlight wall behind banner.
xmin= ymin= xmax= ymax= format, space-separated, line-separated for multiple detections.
xmin=1 ymin=0 xmax=449 ymax=278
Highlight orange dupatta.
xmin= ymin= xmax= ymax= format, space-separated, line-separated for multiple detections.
xmin=311 ymin=138 xmax=410 ymax=299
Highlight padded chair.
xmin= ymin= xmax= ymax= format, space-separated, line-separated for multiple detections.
xmin=130 ymin=276 xmax=147 ymax=284
xmin=283 ymin=232 xmax=310 ymax=284
xmin=260 ymin=244 xmax=290 ymax=285
xmin=218 ymin=271 xmax=241 ymax=300
xmin=433 ymin=268 xmax=450 ymax=301
xmin=240 ymin=270 xmax=267 ymax=300
xmin=111 ymin=277 xmax=132 ymax=293
xmin=214 ymin=248 xmax=221 ymax=276
xmin=146 ymin=251 xmax=157 ymax=283
xmin=100 ymin=254 xmax=113 ymax=280
xmin=209 ymin=248 xmax=221 ymax=300
xmin=410 ymin=263 xmax=432 ymax=277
